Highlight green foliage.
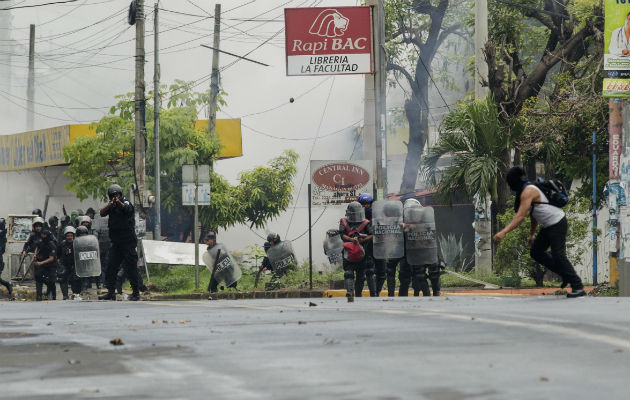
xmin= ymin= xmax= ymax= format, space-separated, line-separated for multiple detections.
xmin=63 ymin=81 xmax=298 ymax=230
xmin=494 ymin=197 xmax=590 ymax=286
xmin=421 ymin=96 xmax=522 ymax=204
xmin=519 ymin=72 xmax=608 ymax=207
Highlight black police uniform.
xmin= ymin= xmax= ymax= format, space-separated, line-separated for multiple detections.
xmin=28 ymin=235 xmax=57 ymax=301
xmin=101 ymin=197 xmax=140 ymax=297
xmin=0 ymin=220 xmax=12 ymax=295
xmin=339 ymin=218 xmax=374 ymax=298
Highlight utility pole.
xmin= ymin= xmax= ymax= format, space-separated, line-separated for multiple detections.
xmin=364 ymin=0 xmax=386 ymax=199
xmin=473 ymin=0 xmax=492 ymax=274
xmin=208 ymin=3 xmax=221 ymax=135
xmin=134 ymin=0 xmax=146 ymax=208
xmin=474 ymin=0 xmax=488 ymax=98
xmin=27 ymin=24 xmax=35 ymax=131
xmin=153 ymin=1 xmax=161 ymax=239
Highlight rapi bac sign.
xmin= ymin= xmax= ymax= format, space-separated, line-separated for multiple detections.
xmin=285 ymin=7 xmax=373 ymax=76
xmin=310 ymin=160 xmax=373 ymax=206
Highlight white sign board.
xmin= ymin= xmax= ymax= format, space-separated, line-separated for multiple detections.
xmin=142 ymin=240 xmax=205 ymax=265
xmin=182 ymin=183 xmax=211 ymax=206
xmin=310 ymin=160 xmax=373 ymax=206
xmin=182 ymin=164 xmax=211 ymax=183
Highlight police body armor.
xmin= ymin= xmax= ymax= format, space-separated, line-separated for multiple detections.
xmin=404 ymin=205 xmax=438 ymax=265
xmin=266 ymin=240 xmax=297 ymax=274
xmin=202 ymin=243 xmax=241 ymax=286
xmin=323 ymin=231 xmax=344 ymax=267
xmin=73 ymin=235 xmax=102 ymax=277
xmin=372 ymin=200 xmax=405 ymax=260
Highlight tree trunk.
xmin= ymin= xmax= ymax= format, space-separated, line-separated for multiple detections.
xmin=399 ymin=88 xmax=430 ymax=194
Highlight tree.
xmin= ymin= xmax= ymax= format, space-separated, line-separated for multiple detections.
xmin=63 ymin=81 xmax=299 ymax=231
xmin=420 ymin=96 xmax=523 ymax=231
xmin=481 ymin=0 xmax=603 ymax=211
xmin=384 ymin=0 xmax=466 ymax=194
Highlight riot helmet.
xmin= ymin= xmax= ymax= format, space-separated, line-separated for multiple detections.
xmin=108 ymin=184 xmax=123 ymax=200
xmin=77 ymin=215 xmax=91 ymax=227
xmin=326 ymin=229 xmax=340 ymax=238
xmin=48 ymin=216 xmax=59 ymax=228
xmin=76 ymin=226 xmax=89 ymax=236
xmin=358 ymin=193 xmax=373 ymax=205
xmin=263 ymin=241 xmax=271 ymax=253
xmin=86 ymin=207 xmax=96 ymax=218
xmin=403 ymin=198 xmax=421 ymax=208
xmin=32 ymin=217 xmax=45 ymax=229
xmin=267 ymin=232 xmax=280 ymax=245
xmin=345 ymin=201 xmax=365 ymax=223
xmin=63 ymin=226 xmax=76 ymax=236
xmin=383 ymin=201 xmax=402 ymax=217
xmin=32 ymin=208 xmax=42 ymax=217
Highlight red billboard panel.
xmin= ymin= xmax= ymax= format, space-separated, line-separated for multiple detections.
xmin=285 ymin=6 xmax=373 ymax=76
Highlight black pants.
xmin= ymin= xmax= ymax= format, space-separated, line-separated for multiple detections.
xmin=385 ymin=258 xmax=410 ymax=296
xmin=0 ymin=258 xmax=11 ymax=293
xmin=530 ymin=217 xmax=583 ymax=290
xmin=34 ymin=264 xmax=56 ymax=300
xmin=106 ymin=241 xmax=139 ymax=295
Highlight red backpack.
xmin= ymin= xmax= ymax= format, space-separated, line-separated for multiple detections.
xmin=340 ymin=218 xmax=369 ymax=262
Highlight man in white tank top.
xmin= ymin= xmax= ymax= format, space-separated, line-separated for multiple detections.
xmin=493 ymin=167 xmax=585 ymax=298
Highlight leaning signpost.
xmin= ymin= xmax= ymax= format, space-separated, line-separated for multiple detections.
xmin=182 ymin=164 xmax=211 ymax=289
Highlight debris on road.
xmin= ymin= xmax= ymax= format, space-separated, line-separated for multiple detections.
xmin=110 ymin=338 xmax=124 ymax=346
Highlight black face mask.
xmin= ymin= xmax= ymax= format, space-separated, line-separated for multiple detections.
xmin=506 ymin=167 xmax=528 ymax=212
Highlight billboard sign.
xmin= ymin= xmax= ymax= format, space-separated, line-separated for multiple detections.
xmin=604 ymin=1 xmax=630 ymax=97
xmin=310 ymin=160 xmax=372 ymax=206
xmin=285 ymin=6 xmax=373 ymax=76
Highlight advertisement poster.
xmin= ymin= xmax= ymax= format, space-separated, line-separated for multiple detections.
xmin=604 ymin=0 xmax=630 ymax=97
xmin=285 ymin=7 xmax=373 ymax=76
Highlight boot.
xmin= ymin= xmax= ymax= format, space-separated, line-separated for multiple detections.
xmin=399 ymin=281 xmax=409 ymax=297
xmin=430 ymin=277 xmax=441 ymax=296
xmin=60 ymin=283 xmax=69 ymax=300
xmin=366 ymin=275 xmax=377 ymax=297
xmin=344 ymin=278 xmax=355 ymax=298
xmin=36 ymin=281 xmax=43 ymax=301
xmin=387 ymin=275 xmax=396 ymax=297
xmin=354 ymin=279 xmax=364 ymax=297
xmin=98 ymin=291 xmax=116 ymax=301
xmin=375 ymin=277 xmax=385 ymax=295
xmin=127 ymin=292 xmax=140 ymax=301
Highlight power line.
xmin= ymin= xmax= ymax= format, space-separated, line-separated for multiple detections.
xmin=0 ymin=0 xmax=80 ymax=10
xmin=284 ymin=76 xmax=336 ymax=239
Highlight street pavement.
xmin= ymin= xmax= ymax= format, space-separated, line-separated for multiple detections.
xmin=0 ymin=296 xmax=628 ymax=400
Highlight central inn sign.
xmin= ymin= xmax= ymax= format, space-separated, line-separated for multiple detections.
xmin=284 ymin=6 xmax=373 ymax=76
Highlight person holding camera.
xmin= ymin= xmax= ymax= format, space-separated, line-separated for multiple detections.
xmin=98 ymin=184 xmax=141 ymax=301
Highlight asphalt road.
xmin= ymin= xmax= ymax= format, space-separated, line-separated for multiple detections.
xmin=0 ymin=296 xmax=628 ymax=400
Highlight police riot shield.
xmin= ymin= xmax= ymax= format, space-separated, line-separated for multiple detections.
xmin=372 ymin=200 xmax=405 ymax=260
xmin=404 ymin=206 xmax=438 ymax=265
xmin=73 ymin=235 xmax=102 ymax=277
xmin=202 ymin=243 xmax=242 ymax=287
xmin=323 ymin=231 xmax=344 ymax=267
xmin=266 ymin=240 xmax=297 ymax=274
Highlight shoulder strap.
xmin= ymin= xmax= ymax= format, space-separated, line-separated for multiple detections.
xmin=340 ymin=218 xmax=351 ymax=233
xmin=356 ymin=219 xmax=370 ymax=233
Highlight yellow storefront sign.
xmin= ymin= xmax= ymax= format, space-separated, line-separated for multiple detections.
xmin=0 ymin=119 xmax=242 ymax=171
xmin=0 ymin=126 xmax=71 ymax=171
xmin=194 ymin=118 xmax=243 ymax=159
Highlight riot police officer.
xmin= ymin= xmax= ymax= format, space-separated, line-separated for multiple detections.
xmin=357 ymin=193 xmax=378 ymax=297
xmin=57 ymin=226 xmax=77 ymax=299
xmin=339 ymin=201 xmax=373 ymax=298
xmin=373 ymin=200 xmax=407 ymax=297
xmin=263 ymin=233 xmax=297 ymax=289
xmin=98 ymin=184 xmax=141 ymax=301
xmin=23 ymin=221 xmax=57 ymax=301
xmin=403 ymin=198 xmax=442 ymax=296
xmin=0 ymin=218 xmax=13 ymax=297
xmin=204 ymin=231 xmax=240 ymax=292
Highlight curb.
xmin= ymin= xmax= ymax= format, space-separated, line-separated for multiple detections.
xmin=149 ymin=289 xmax=325 ymax=301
